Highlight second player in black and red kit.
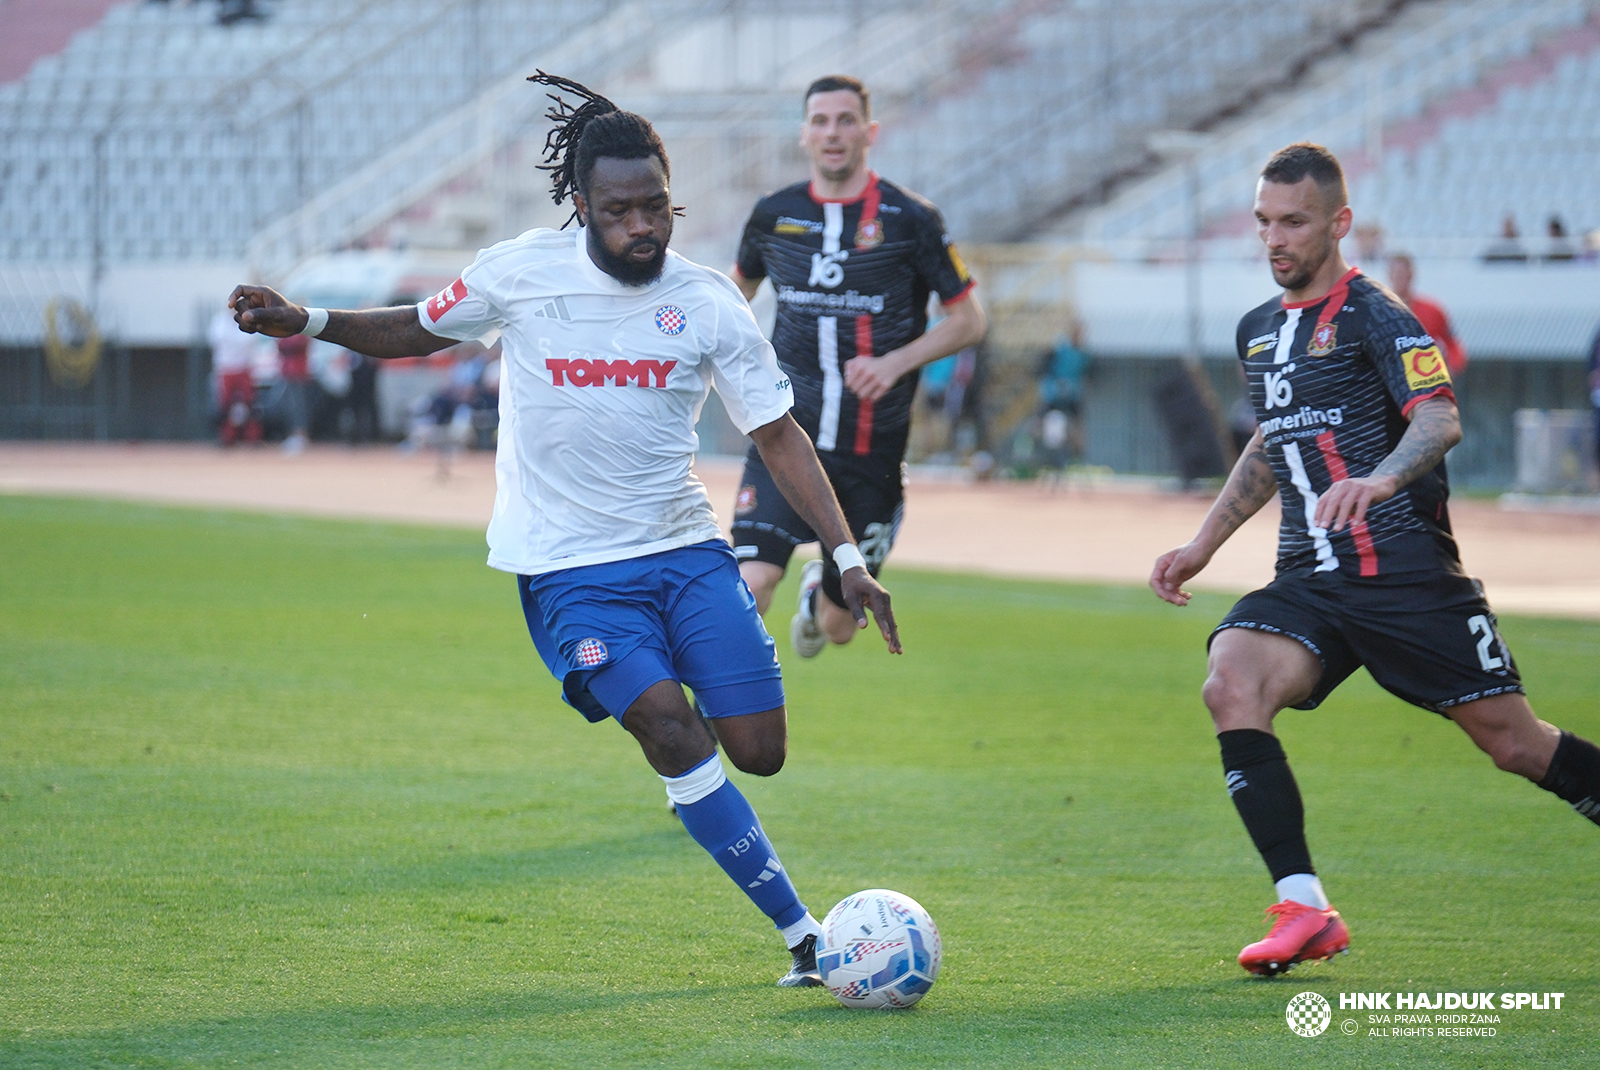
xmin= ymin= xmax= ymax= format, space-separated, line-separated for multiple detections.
xmin=729 ymin=75 xmax=986 ymax=658
xmin=1151 ymin=142 xmax=1600 ymax=978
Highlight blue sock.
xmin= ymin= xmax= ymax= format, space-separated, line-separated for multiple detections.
xmin=662 ymin=755 xmax=810 ymax=935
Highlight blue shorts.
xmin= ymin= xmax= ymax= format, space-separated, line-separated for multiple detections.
xmin=518 ymin=539 xmax=785 ymax=725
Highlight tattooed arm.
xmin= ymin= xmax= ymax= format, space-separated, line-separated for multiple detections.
xmin=227 ymin=284 xmax=455 ymax=359
xmin=1150 ymin=428 xmax=1278 ymax=606
xmin=1314 ymin=397 xmax=1460 ymax=534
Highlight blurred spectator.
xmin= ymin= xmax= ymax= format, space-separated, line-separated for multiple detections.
xmin=403 ymin=341 xmax=502 ymax=453
xmin=1353 ymin=222 xmax=1385 ymax=264
xmin=216 ymin=0 xmax=264 ymax=26
xmin=1588 ymin=325 xmax=1600 ymax=481
xmin=1036 ymin=326 xmax=1089 ymax=464
xmin=1544 ymin=215 xmax=1576 ymax=262
xmin=1388 ymin=253 xmax=1467 ymax=378
xmin=343 ymin=351 xmax=380 ymax=445
xmin=1483 ymin=215 xmax=1527 ymax=262
xmin=207 ymin=308 xmax=262 ymax=446
xmin=276 ymin=334 xmax=311 ymax=454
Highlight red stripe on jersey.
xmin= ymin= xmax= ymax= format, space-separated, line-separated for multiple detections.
xmin=854 ymin=314 xmax=875 ymax=455
xmin=860 ymin=178 xmax=881 ymax=230
xmin=1282 ymin=266 xmax=1361 ymax=312
xmin=809 ymin=170 xmax=881 ymax=205
xmin=1401 ymin=385 xmax=1456 ymax=416
xmin=1316 ymin=430 xmax=1379 ymax=577
xmin=1314 ymin=271 xmax=1354 ymax=328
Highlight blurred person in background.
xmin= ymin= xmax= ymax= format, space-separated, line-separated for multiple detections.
xmin=1352 ymin=222 xmax=1385 ymax=264
xmin=1483 ymin=214 xmax=1527 ymax=262
xmin=342 ymin=350 xmax=379 ymax=445
xmin=1543 ymin=215 xmax=1576 ymax=262
xmin=208 ymin=306 xmax=263 ymax=446
xmin=1037 ymin=324 xmax=1088 ymax=465
xmin=277 ymin=334 xmax=311 ymax=454
xmin=729 ymin=74 xmax=986 ymax=659
xmin=1387 ymin=253 xmax=1467 ymax=378
xmin=404 ymin=339 xmax=502 ymax=454
xmin=917 ymin=342 xmax=982 ymax=463
xmin=1588 ymin=324 xmax=1600 ymax=483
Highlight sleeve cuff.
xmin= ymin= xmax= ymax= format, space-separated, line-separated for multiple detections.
xmin=939 ymin=280 xmax=977 ymax=306
xmin=731 ymin=401 xmax=794 ymax=437
xmin=1401 ymin=386 xmax=1456 ymax=416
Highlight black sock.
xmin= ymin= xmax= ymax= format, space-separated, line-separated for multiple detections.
xmin=1538 ymin=730 xmax=1600 ymax=825
xmin=1218 ymin=729 xmax=1315 ymax=882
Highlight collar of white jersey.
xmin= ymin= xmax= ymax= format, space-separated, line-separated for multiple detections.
xmin=573 ymin=226 xmax=680 ymax=294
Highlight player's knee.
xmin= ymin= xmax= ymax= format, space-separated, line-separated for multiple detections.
xmin=1201 ymin=668 xmax=1249 ymax=722
xmin=726 ymin=739 xmax=786 ymax=777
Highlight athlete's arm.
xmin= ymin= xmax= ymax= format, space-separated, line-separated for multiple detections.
xmin=1150 ymin=428 xmax=1277 ymax=607
xmin=228 ymin=285 xmax=456 ymax=359
xmin=1315 ymin=396 xmax=1461 ymax=534
xmin=844 ymin=292 xmax=987 ymax=402
xmin=728 ymin=268 xmax=763 ymax=303
xmin=747 ymin=413 xmax=902 ymax=653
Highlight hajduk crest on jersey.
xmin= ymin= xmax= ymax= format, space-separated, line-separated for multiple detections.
xmin=655 ymin=305 xmax=686 ymax=335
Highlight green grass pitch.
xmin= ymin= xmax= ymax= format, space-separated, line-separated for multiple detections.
xmin=1 ymin=494 xmax=1595 ymax=1069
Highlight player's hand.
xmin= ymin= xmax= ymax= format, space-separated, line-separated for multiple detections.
xmin=843 ymin=354 xmax=902 ymax=402
xmin=229 ymin=285 xmax=308 ymax=338
xmin=839 ymin=566 xmax=902 ymax=654
xmin=1150 ymin=541 xmax=1213 ymax=607
xmin=1314 ymin=474 xmax=1397 ymax=534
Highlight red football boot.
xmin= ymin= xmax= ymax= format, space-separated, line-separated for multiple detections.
xmin=1294 ymin=909 xmax=1350 ymax=965
xmin=1238 ymin=901 xmax=1349 ymax=976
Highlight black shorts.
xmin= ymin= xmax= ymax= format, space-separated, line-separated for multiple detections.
xmin=730 ymin=444 xmax=904 ymax=608
xmin=1210 ymin=569 xmax=1524 ymax=714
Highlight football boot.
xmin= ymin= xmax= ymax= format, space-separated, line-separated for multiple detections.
xmin=777 ymin=932 xmax=823 ymax=988
xmin=789 ymin=558 xmax=827 ymax=659
xmin=1238 ymin=900 xmax=1349 ymax=976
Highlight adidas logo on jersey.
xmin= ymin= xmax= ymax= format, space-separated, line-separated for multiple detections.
xmin=531 ymin=296 xmax=572 ymax=321
xmin=546 ymin=358 xmax=676 ymax=387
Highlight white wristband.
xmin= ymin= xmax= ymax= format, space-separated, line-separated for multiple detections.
xmin=299 ymin=307 xmax=329 ymax=338
xmin=832 ymin=543 xmax=867 ymax=575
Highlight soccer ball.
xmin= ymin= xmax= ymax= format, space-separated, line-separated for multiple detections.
xmin=817 ymin=889 xmax=941 ymax=1009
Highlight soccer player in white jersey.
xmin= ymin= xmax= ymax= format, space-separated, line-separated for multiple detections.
xmin=228 ymin=75 xmax=900 ymax=987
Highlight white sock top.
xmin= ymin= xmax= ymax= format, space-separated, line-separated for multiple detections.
xmin=1275 ymin=873 xmax=1330 ymax=910
xmin=660 ymin=754 xmax=727 ymax=806
xmin=780 ymin=911 xmax=822 ymax=950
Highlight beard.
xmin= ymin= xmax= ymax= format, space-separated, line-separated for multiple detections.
xmin=588 ymin=227 xmax=668 ymax=287
xmin=1270 ymin=235 xmax=1335 ymax=292
xmin=1271 ymin=256 xmax=1316 ymax=293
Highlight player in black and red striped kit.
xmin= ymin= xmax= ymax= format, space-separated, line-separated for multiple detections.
xmin=1151 ymin=143 xmax=1600 ymax=976
xmin=730 ymin=75 xmax=985 ymax=658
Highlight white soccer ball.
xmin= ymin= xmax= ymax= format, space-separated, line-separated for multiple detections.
xmin=817 ymin=888 xmax=941 ymax=1009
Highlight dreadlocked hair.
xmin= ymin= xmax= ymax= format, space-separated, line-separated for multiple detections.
xmin=526 ymin=71 xmax=680 ymax=228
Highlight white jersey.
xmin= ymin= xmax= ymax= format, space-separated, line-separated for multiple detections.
xmin=418 ymin=227 xmax=794 ymax=575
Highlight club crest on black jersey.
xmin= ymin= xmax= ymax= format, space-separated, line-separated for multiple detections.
xmin=1235 ymin=267 xmax=1460 ymax=577
xmin=735 ymin=172 xmax=973 ymax=459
